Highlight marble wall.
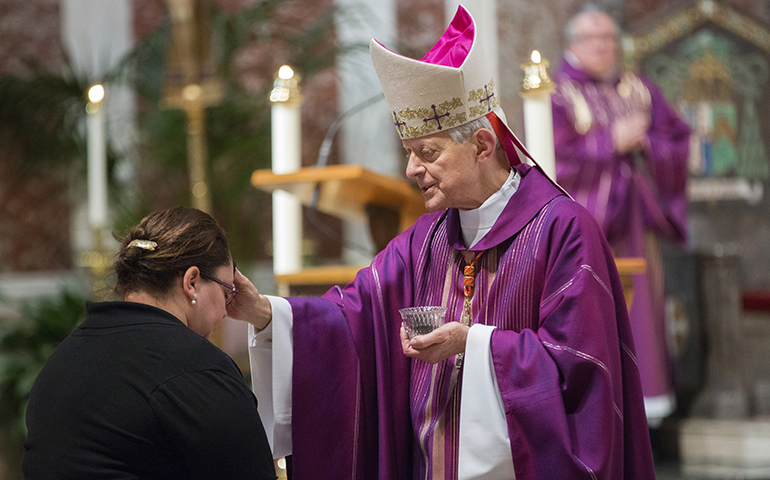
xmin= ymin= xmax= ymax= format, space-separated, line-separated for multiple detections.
xmin=0 ymin=0 xmax=64 ymax=76
xmin=0 ymin=158 xmax=72 ymax=272
xmin=0 ymin=0 xmax=71 ymax=273
xmin=397 ymin=0 xmax=447 ymax=56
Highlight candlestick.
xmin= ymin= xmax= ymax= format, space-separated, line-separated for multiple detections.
xmin=87 ymin=84 xmax=108 ymax=230
xmin=79 ymin=84 xmax=112 ymax=298
xmin=182 ymin=83 xmax=213 ymax=214
xmin=270 ymin=66 xmax=303 ymax=282
xmin=520 ymin=50 xmax=557 ymax=179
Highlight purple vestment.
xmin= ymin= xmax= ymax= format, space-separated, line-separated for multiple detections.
xmin=552 ymin=60 xmax=691 ymax=405
xmin=287 ymin=165 xmax=654 ymax=479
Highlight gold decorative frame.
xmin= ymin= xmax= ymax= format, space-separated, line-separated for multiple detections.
xmin=623 ymin=0 xmax=770 ymax=71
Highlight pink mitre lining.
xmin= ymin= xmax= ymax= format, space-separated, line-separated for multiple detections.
xmin=419 ymin=5 xmax=475 ymax=68
xmin=373 ymin=5 xmax=529 ymax=168
xmin=418 ymin=6 xmax=525 ymax=167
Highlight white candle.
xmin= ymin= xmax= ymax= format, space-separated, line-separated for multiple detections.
xmin=523 ymin=92 xmax=556 ymax=179
xmin=87 ymin=84 xmax=108 ymax=230
xmin=270 ymin=66 xmax=303 ymax=275
xmin=521 ymin=51 xmax=556 ymax=180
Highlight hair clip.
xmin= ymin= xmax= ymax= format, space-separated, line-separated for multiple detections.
xmin=127 ymin=239 xmax=158 ymax=251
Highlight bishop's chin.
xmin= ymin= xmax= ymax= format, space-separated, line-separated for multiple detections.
xmin=422 ymin=198 xmax=446 ymax=213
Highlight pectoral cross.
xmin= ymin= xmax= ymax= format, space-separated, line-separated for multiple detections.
xmin=456 ymin=250 xmax=484 ymax=367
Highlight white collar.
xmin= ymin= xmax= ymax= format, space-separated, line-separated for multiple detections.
xmin=459 ymin=169 xmax=519 ymax=249
xmin=565 ymin=50 xmax=582 ymax=69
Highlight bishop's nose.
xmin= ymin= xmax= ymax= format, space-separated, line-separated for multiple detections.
xmin=405 ymin=152 xmax=425 ymax=179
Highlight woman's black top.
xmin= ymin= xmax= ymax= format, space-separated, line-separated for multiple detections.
xmin=23 ymin=301 xmax=276 ymax=480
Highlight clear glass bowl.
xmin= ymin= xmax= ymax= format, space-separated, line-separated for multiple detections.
xmin=399 ymin=306 xmax=447 ymax=339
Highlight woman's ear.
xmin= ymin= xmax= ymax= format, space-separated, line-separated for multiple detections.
xmin=473 ymin=128 xmax=498 ymax=163
xmin=182 ymin=266 xmax=201 ymax=303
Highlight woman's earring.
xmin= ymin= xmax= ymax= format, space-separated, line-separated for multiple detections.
xmin=191 ymin=293 xmax=197 ymax=305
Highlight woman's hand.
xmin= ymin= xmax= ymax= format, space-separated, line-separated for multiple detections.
xmin=226 ymin=269 xmax=272 ymax=330
xmin=400 ymin=322 xmax=469 ymax=364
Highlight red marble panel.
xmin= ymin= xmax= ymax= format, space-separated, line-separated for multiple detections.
xmin=225 ymin=0 xmax=339 ymax=168
xmin=133 ymin=0 xmax=168 ymax=40
xmin=0 ymin=0 xmax=71 ymax=272
xmin=217 ymin=0 xmax=260 ymax=14
xmin=0 ymin=159 xmax=72 ymax=272
xmin=0 ymin=0 xmax=63 ymax=75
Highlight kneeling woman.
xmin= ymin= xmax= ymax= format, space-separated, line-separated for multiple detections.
xmin=23 ymin=207 xmax=275 ymax=479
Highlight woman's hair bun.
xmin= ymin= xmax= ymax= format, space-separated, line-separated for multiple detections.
xmin=113 ymin=207 xmax=230 ymax=298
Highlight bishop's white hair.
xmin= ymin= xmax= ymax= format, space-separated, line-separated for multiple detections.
xmin=447 ymin=116 xmax=501 ymax=151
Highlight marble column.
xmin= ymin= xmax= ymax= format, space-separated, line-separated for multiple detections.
xmin=335 ymin=0 xmax=399 ymax=266
xmin=690 ymin=252 xmax=748 ymax=419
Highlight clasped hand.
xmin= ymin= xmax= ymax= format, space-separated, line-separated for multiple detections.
xmin=400 ymin=322 xmax=470 ymax=364
xmin=612 ymin=113 xmax=650 ymax=155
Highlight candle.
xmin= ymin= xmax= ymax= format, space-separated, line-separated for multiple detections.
xmin=520 ymin=50 xmax=557 ymax=179
xmin=270 ymin=66 xmax=303 ymax=276
xmin=86 ymin=84 xmax=108 ymax=230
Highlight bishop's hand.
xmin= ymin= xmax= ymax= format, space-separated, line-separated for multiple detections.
xmin=400 ymin=322 xmax=469 ymax=364
xmin=227 ymin=268 xmax=272 ymax=331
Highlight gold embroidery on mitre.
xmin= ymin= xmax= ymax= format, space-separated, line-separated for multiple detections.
xmin=437 ymin=97 xmax=464 ymax=113
xmin=397 ymin=97 xmax=465 ymax=138
xmin=399 ymin=107 xmax=423 ymax=120
xmin=468 ymin=79 xmax=500 ymax=118
xmin=402 ymin=113 xmax=467 ymax=138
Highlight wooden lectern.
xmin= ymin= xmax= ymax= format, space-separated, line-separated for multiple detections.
xmin=615 ymin=257 xmax=646 ymax=310
xmin=251 ymin=164 xmax=426 ymax=295
xmin=252 ymin=164 xmax=645 ymax=308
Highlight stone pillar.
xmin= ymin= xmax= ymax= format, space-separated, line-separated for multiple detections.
xmin=690 ymin=253 xmax=748 ymax=419
xmin=335 ymin=0 xmax=398 ymax=266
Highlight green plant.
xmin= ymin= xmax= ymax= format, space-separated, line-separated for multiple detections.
xmin=0 ymin=286 xmax=87 ymax=476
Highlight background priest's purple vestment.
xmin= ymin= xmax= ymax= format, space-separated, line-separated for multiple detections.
xmin=282 ymin=164 xmax=655 ymax=479
xmin=552 ymin=60 xmax=690 ymax=412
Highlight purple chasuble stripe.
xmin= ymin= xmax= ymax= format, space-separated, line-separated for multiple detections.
xmin=409 ymin=189 xmax=560 ymax=479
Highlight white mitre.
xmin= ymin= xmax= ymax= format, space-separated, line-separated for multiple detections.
xmin=370 ymin=6 xmax=507 ymax=141
xmin=369 ymin=4 xmax=533 ymax=172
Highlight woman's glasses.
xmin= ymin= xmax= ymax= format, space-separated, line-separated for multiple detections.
xmin=200 ymin=271 xmax=238 ymax=306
